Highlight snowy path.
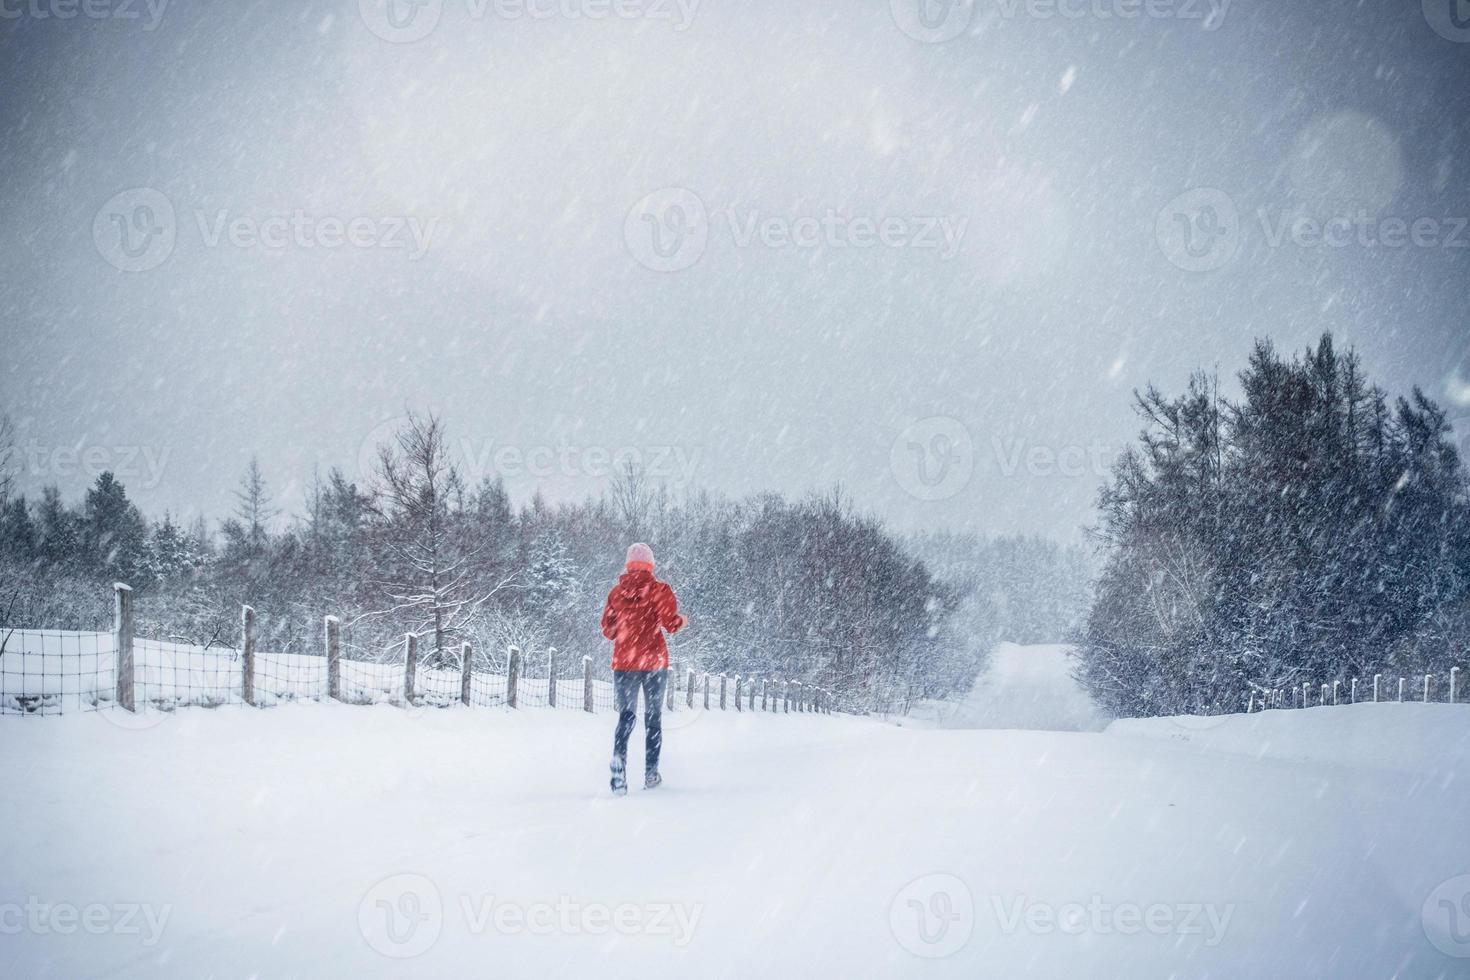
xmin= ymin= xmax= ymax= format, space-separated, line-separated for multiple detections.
xmin=2 ymin=701 xmax=1466 ymax=979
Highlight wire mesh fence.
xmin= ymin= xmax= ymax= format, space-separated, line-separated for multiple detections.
xmin=0 ymin=584 xmax=841 ymax=720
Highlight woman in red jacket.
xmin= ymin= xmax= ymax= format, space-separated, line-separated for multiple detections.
xmin=601 ymin=542 xmax=687 ymax=795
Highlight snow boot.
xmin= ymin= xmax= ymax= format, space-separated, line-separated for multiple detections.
xmin=644 ymin=771 xmax=662 ymax=790
xmin=610 ymin=759 xmax=628 ymax=797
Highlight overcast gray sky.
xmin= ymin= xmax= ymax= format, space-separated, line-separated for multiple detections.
xmin=2 ymin=0 xmax=1467 ymax=540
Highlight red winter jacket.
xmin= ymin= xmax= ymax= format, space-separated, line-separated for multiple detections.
xmin=601 ymin=568 xmax=684 ymax=671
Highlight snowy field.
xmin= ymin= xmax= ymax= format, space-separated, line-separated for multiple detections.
xmin=3 ymin=663 xmax=1467 ymax=980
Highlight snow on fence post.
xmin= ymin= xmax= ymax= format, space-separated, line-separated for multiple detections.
xmin=1373 ymin=674 xmax=1381 ymax=702
xmin=1398 ymin=677 xmax=1405 ymax=703
xmin=548 ymin=647 xmax=558 ymax=708
xmin=1350 ymin=678 xmax=1357 ymax=704
xmin=703 ymin=673 xmax=710 ymax=710
xmin=1321 ymin=683 xmax=1328 ymax=706
xmin=241 ymin=604 xmax=256 ymax=707
xmin=733 ymin=676 xmax=742 ymax=712
xmin=1453 ymin=667 xmax=1461 ymax=704
xmin=460 ymin=642 xmax=473 ymax=706
xmin=1302 ymin=683 xmax=1309 ymax=708
xmin=720 ymin=674 xmax=727 ymax=710
xmin=1333 ymin=680 xmax=1340 ymax=706
xmin=1247 ymin=692 xmax=1256 ymax=713
xmin=507 ymin=646 xmax=521 ymax=708
xmin=686 ymin=668 xmax=696 ymax=709
xmin=583 ymin=656 xmax=594 ymax=713
xmin=403 ymin=633 xmax=418 ymax=705
xmin=113 ymin=582 xmax=135 ymax=712
xmin=325 ymin=615 xmax=341 ymax=702
xmin=1424 ymin=674 xmax=1432 ymax=703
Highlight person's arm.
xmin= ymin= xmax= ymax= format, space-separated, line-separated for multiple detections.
xmin=601 ymin=590 xmax=618 ymax=640
xmin=657 ymin=583 xmax=688 ymax=634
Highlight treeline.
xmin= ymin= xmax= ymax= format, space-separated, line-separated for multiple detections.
xmin=908 ymin=531 xmax=1093 ymax=649
xmin=1076 ymin=333 xmax=1470 ymax=717
xmin=0 ymin=414 xmax=1002 ymax=711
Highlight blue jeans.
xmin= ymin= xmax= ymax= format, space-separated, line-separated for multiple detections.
xmin=613 ymin=669 xmax=667 ymax=773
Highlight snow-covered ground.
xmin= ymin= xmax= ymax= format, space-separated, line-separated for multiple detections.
xmin=902 ymin=641 xmax=1112 ymax=732
xmin=3 ymin=670 xmax=1467 ymax=978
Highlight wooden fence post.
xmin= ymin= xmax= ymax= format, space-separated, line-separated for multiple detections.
xmin=113 ymin=582 xmax=135 ymax=712
xmin=1301 ymin=682 xmax=1309 ymax=708
xmin=1332 ymin=680 xmax=1340 ymax=706
xmin=1373 ymin=673 xmax=1381 ymax=702
xmin=784 ymin=680 xmax=790 ymax=713
xmin=548 ymin=647 xmax=558 ymax=708
xmin=1350 ymin=678 xmax=1357 ymax=704
xmin=1424 ymin=674 xmax=1432 ymax=703
xmin=666 ymin=663 xmax=677 ymax=711
xmin=403 ymin=633 xmax=418 ymax=704
xmin=749 ymin=677 xmax=757 ymax=711
xmin=325 ymin=615 xmax=341 ymax=702
xmin=583 ymin=655 xmax=594 ymax=713
xmin=507 ymin=646 xmax=521 ymax=708
xmin=460 ymin=641 xmax=473 ymax=706
xmin=1453 ymin=667 xmax=1461 ymax=704
xmin=686 ymin=668 xmax=695 ymax=709
xmin=1320 ymin=683 xmax=1328 ymax=706
xmin=761 ymin=679 xmax=768 ymax=711
xmin=719 ymin=674 xmax=727 ymax=710
xmin=734 ymin=675 xmax=742 ymax=711
xmin=1398 ymin=677 xmax=1405 ymax=702
xmin=241 ymin=604 xmax=256 ymax=707
xmin=703 ymin=673 xmax=710 ymax=710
